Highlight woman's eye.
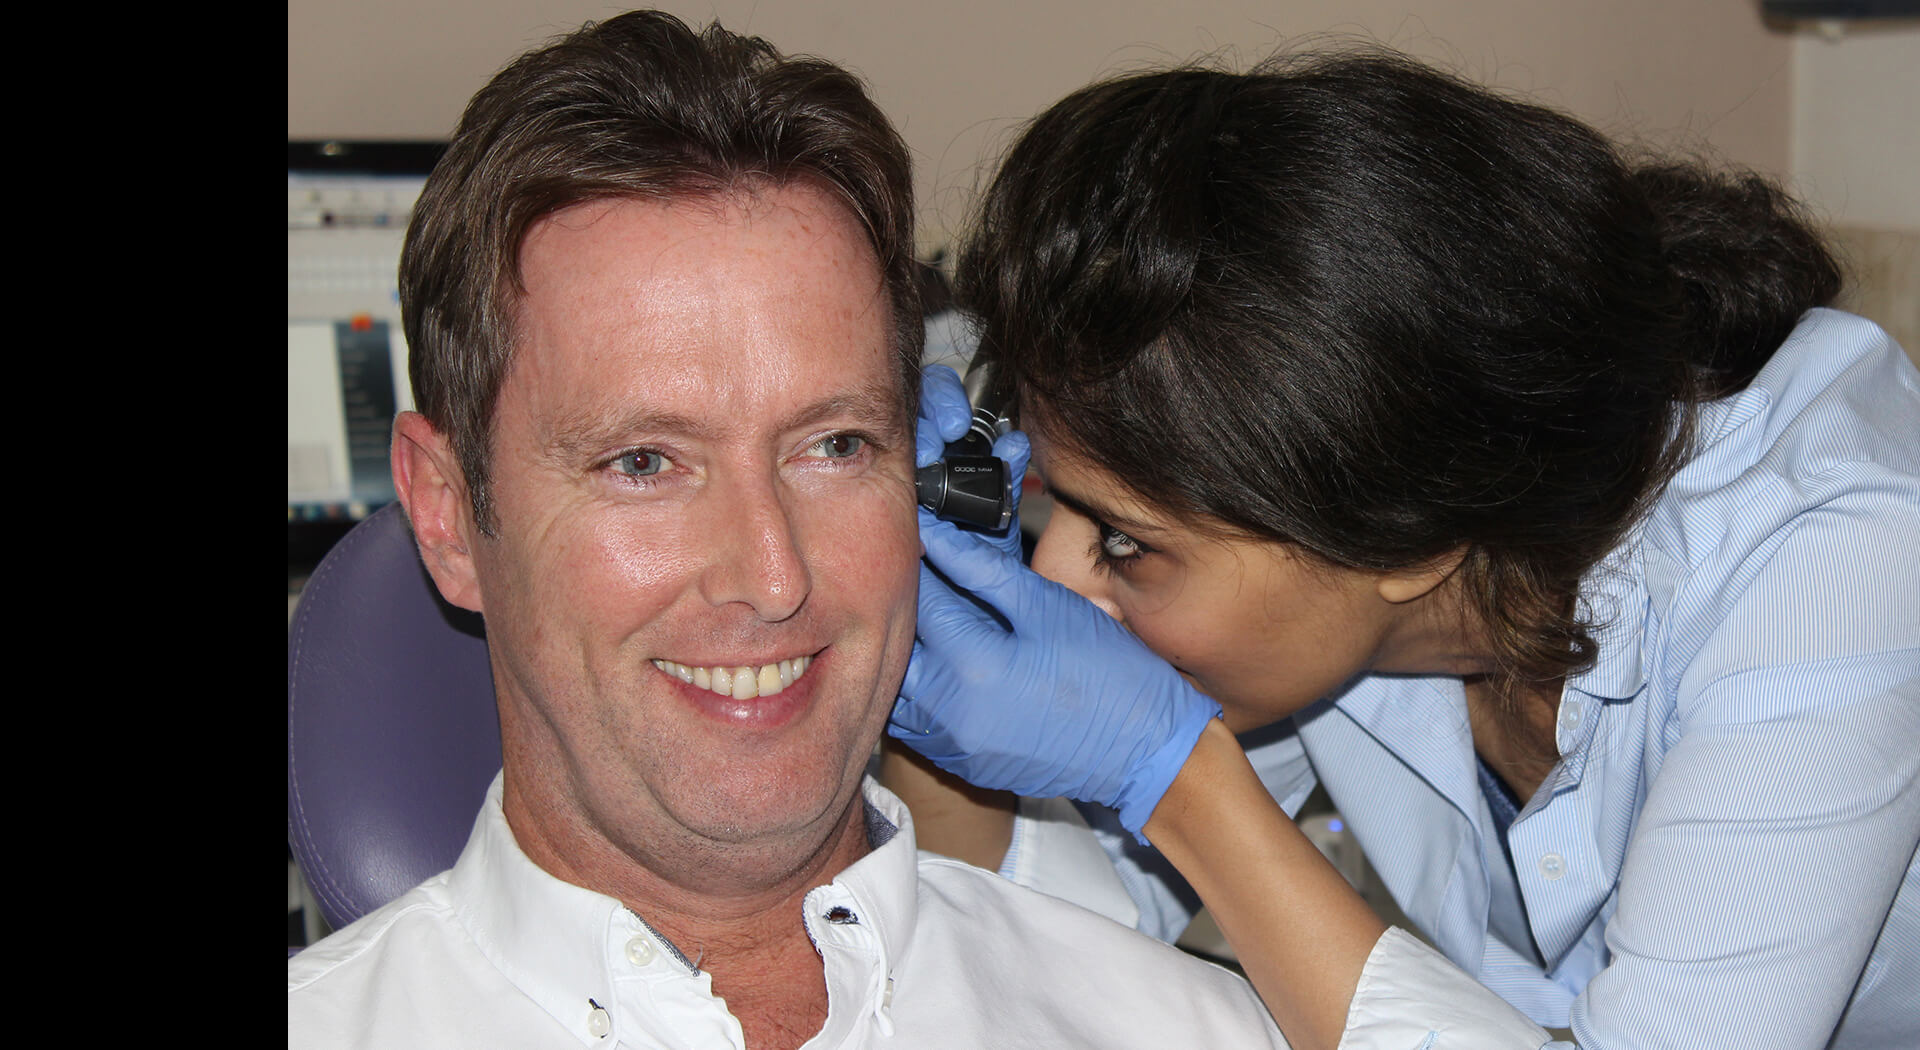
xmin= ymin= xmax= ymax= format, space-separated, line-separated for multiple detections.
xmin=1090 ymin=523 xmax=1149 ymax=575
xmin=810 ymin=433 xmax=867 ymax=459
xmin=611 ymin=450 xmax=667 ymax=477
xmin=1099 ymin=525 xmax=1142 ymax=560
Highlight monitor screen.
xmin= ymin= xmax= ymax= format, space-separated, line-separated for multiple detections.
xmin=287 ymin=141 xmax=443 ymax=569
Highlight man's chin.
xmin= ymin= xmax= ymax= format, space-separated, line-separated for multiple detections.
xmin=643 ymin=771 xmax=873 ymax=890
xmin=665 ymin=742 xmax=871 ymax=841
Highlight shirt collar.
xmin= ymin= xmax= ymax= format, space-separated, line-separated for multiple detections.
xmin=443 ymin=773 xmax=922 ymax=1045
xmin=800 ymin=781 xmax=921 ymax=1040
xmin=446 ymin=775 xmax=657 ymax=1044
xmin=819 ymin=779 xmax=919 ymax=974
xmin=1317 ymin=527 xmax=1653 ymax=811
xmin=1564 ymin=531 xmax=1649 ymax=706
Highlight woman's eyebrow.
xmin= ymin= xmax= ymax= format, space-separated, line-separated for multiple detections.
xmin=1043 ymin=481 xmax=1165 ymax=537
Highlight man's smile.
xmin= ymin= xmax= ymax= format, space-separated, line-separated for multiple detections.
xmin=651 ymin=654 xmax=816 ymax=699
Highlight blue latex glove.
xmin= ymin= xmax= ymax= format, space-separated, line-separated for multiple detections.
xmin=891 ymin=507 xmax=1223 ymax=842
xmin=914 ymin=363 xmax=1029 ymax=558
xmin=915 ymin=363 xmax=974 ymax=466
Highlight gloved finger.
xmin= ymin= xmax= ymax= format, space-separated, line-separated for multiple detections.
xmin=918 ymin=503 xmax=1004 ymax=559
xmin=991 ymin=428 xmax=1031 ymax=515
xmin=914 ymin=415 xmax=943 ymax=472
xmin=916 ymin=364 xmax=971 ymax=467
xmin=896 ymin=630 xmax=1026 ymax=770
xmin=886 ymin=706 xmax=932 ymax=741
xmin=895 ymin=563 xmax=1001 ymax=742
xmin=888 ymin=639 xmax=932 ymax=734
xmin=885 ymin=699 xmax=963 ymax=764
xmin=910 ymin=557 xmax=1009 ymax=654
xmin=889 ymin=664 xmax=946 ymax=741
xmin=922 ymin=364 xmax=971 ymax=439
xmin=918 ymin=511 xmax=1037 ymax=608
xmin=919 ymin=509 xmax=1035 ymax=614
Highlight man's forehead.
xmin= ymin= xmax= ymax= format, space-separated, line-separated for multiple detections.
xmin=515 ymin=189 xmax=888 ymax=339
xmin=502 ymin=187 xmax=907 ymax=450
xmin=519 ymin=185 xmax=880 ymax=284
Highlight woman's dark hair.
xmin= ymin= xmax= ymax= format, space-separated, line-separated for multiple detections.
xmin=402 ymin=11 xmax=919 ymax=533
xmin=958 ymin=50 xmax=1839 ymax=693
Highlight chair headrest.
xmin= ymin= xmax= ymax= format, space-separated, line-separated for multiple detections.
xmin=287 ymin=502 xmax=501 ymax=930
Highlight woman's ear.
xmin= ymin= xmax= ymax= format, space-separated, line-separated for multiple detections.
xmin=390 ymin=411 xmax=486 ymax=613
xmin=1376 ymin=546 xmax=1468 ymax=605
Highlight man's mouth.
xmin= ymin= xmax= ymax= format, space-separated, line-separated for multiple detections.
xmin=651 ymin=655 xmax=814 ymax=700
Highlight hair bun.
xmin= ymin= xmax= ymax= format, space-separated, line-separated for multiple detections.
xmin=1632 ymin=164 xmax=1841 ymax=398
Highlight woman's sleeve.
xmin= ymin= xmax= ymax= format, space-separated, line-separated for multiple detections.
xmin=1342 ymin=928 xmax=1560 ymax=1049
xmin=1002 ymin=723 xmax=1321 ymax=941
xmin=1574 ymin=470 xmax=1920 ymax=1047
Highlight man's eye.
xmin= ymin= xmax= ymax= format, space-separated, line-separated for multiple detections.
xmin=611 ymin=450 xmax=667 ymax=477
xmin=810 ymin=433 xmax=867 ymax=459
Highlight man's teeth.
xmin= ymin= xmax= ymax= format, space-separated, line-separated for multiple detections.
xmin=651 ymin=656 xmax=813 ymax=699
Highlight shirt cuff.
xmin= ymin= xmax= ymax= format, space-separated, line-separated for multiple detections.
xmin=999 ymin=796 xmax=1141 ymax=930
xmin=1342 ymin=927 xmax=1557 ymax=1050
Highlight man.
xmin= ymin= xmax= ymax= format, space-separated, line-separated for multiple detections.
xmin=286 ymin=12 xmax=1287 ymax=1050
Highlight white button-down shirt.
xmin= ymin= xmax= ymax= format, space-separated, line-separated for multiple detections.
xmin=288 ymin=775 xmax=1297 ymax=1049
xmin=1007 ymin=309 xmax=1920 ymax=1049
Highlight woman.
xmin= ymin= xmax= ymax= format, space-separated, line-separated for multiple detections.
xmin=885 ymin=49 xmax=1920 ymax=1050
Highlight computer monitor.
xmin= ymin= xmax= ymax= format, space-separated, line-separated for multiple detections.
xmin=287 ymin=141 xmax=443 ymax=571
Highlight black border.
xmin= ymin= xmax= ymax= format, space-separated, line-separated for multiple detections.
xmin=1761 ymin=0 xmax=1920 ymax=16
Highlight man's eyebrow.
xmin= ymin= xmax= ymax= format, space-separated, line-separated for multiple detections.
xmin=780 ymin=382 xmax=910 ymax=438
xmin=543 ymin=406 xmax=712 ymax=462
xmin=542 ymin=381 xmax=908 ymax=461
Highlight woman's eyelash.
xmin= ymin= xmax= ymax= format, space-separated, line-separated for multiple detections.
xmin=1089 ymin=522 xmax=1150 ymax=574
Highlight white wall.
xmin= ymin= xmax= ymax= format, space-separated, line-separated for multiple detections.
xmin=288 ymin=1 xmax=1795 ymax=251
xmin=289 ymin=3 xmax=1919 ymax=352
xmin=1791 ymin=22 xmax=1920 ymax=231
xmin=1786 ymin=20 xmax=1919 ymax=359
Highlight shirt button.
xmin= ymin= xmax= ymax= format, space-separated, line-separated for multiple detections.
xmin=587 ymin=1002 xmax=611 ymax=1038
xmin=1539 ymin=853 xmax=1567 ymax=880
xmin=625 ymin=935 xmax=656 ymax=966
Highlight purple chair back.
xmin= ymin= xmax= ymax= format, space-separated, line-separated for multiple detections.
xmin=287 ymin=502 xmax=501 ymax=930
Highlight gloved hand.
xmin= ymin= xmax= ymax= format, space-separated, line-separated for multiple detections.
xmin=914 ymin=362 xmax=1028 ymax=558
xmin=915 ymin=362 xmax=974 ymax=465
xmin=891 ymin=506 xmax=1223 ymax=842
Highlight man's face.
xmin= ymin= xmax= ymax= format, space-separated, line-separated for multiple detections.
xmin=461 ymin=186 xmax=919 ymax=878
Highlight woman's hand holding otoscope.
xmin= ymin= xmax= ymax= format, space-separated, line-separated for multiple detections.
xmin=891 ymin=364 xmax=1223 ymax=841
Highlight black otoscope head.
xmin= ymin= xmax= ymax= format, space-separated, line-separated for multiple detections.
xmin=915 ymin=361 xmax=1014 ymax=531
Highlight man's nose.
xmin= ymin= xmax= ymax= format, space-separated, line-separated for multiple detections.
xmin=1030 ymin=516 xmax=1124 ymax=622
xmin=697 ymin=470 xmax=812 ymax=621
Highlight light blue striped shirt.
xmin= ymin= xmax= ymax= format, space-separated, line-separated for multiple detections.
xmin=1013 ymin=309 xmax=1920 ymax=1049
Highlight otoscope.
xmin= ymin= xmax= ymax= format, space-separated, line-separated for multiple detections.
xmin=915 ymin=359 xmax=1015 ymax=531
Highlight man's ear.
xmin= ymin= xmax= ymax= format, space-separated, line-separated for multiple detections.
xmin=1376 ymin=546 xmax=1469 ymax=605
xmin=391 ymin=411 xmax=486 ymax=613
